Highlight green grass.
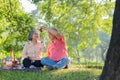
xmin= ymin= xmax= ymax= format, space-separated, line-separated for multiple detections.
xmin=80 ymin=62 xmax=104 ymax=69
xmin=0 ymin=64 xmax=102 ymax=80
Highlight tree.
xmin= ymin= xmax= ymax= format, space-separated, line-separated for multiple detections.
xmin=31 ymin=0 xmax=114 ymax=61
xmin=100 ymin=0 xmax=120 ymax=80
xmin=0 ymin=0 xmax=35 ymax=52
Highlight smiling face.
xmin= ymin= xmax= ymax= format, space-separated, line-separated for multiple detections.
xmin=32 ymin=31 xmax=39 ymax=41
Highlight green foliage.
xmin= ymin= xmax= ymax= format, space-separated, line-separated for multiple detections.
xmin=0 ymin=0 xmax=35 ymax=52
xmin=33 ymin=0 xmax=115 ymax=60
xmin=0 ymin=0 xmax=115 ymax=62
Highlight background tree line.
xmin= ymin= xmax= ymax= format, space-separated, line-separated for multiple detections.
xmin=0 ymin=0 xmax=115 ymax=63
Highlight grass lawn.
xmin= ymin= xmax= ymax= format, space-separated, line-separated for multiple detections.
xmin=0 ymin=64 xmax=102 ymax=80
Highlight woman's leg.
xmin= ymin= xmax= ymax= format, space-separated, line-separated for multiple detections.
xmin=41 ymin=57 xmax=57 ymax=68
xmin=32 ymin=60 xmax=44 ymax=67
xmin=23 ymin=57 xmax=31 ymax=68
xmin=53 ymin=57 xmax=69 ymax=69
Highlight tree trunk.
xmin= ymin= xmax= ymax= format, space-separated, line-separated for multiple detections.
xmin=100 ymin=0 xmax=120 ymax=80
xmin=77 ymin=52 xmax=80 ymax=63
xmin=100 ymin=45 xmax=107 ymax=62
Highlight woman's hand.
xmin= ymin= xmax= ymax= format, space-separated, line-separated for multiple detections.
xmin=40 ymin=37 xmax=44 ymax=43
xmin=39 ymin=26 xmax=47 ymax=32
xmin=40 ymin=37 xmax=46 ymax=52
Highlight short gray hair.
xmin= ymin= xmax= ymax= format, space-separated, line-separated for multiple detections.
xmin=51 ymin=27 xmax=58 ymax=32
xmin=28 ymin=30 xmax=37 ymax=41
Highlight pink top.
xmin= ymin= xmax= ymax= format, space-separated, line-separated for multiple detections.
xmin=47 ymin=35 xmax=68 ymax=61
xmin=22 ymin=41 xmax=45 ymax=60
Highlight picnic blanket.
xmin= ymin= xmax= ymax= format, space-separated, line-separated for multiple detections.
xmin=0 ymin=67 xmax=41 ymax=71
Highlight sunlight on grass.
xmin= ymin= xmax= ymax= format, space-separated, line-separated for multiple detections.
xmin=0 ymin=64 xmax=102 ymax=80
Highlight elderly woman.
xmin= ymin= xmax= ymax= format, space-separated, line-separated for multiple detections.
xmin=40 ymin=27 xmax=69 ymax=70
xmin=22 ymin=30 xmax=46 ymax=68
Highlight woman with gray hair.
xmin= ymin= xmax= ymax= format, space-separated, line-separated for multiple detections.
xmin=22 ymin=30 xmax=46 ymax=69
xmin=40 ymin=26 xmax=69 ymax=70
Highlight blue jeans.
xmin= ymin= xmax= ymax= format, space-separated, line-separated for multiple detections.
xmin=41 ymin=57 xmax=69 ymax=69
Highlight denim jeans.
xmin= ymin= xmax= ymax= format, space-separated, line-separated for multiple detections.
xmin=41 ymin=57 xmax=69 ymax=69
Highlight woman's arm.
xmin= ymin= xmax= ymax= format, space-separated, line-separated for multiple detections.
xmin=40 ymin=37 xmax=47 ymax=53
xmin=40 ymin=26 xmax=62 ymax=39
xmin=22 ymin=43 xmax=28 ymax=59
xmin=40 ymin=42 xmax=47 ymax=53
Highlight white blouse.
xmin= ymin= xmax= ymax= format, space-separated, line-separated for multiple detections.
xmin=22 ymin=41 xmax=45 ymax=60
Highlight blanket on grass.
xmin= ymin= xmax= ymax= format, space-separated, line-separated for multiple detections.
xmin=0 ymin=67 xmax=41 ymax=71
